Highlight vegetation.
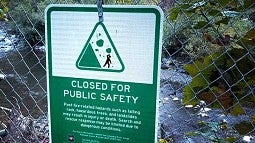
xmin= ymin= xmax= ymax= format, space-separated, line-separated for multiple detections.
xmin=1 ymin=0 xmax=162 ymax=47
xmin=1 ymin=0 xmax=133 ymax=47
xmin=0 ymin=0 xmax=9 ymax=20
xmin=186 ymin=120 xmax=241 ymax=143
xmin=162 ymin=0 xmax=254 ymax=140
xmin=4 ymin=0 xmax=100 ymax=46
xmin=5 ymin=0 xmax=46 ymax=46
xmin=183 ymin=47 xmax=255 ymax=114
xmin=165 ymin=0 xmax=255 ymax=115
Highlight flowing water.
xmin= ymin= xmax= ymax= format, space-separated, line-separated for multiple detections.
xmin=0 ymin=26 xmax=47 ymax=126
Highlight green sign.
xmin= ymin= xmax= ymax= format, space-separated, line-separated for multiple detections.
xmin=46 ymin=5 xmax=163 ymax=143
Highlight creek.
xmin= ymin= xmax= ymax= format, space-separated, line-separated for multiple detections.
xmin=0 ymin=23 xmax=47 ymax=124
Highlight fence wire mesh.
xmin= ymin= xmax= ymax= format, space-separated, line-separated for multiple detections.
xmin=0 ymin=0 xmax=254 ymax=143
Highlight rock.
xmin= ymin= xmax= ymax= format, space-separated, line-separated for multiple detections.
xmin=163 ymin=97 xmax=171 ymax=104
xmin=33 ymin=115 xmax=49 ymax=142
xmin=172 ymin=97 xmax=179 ymax=101
xmin=33 ymin=45 xmax=45 ymax=53
xmin=243 ymin=136 xmax=254 ymax=142
xmin=161 ymin=63 xmax=169 ymax=69
xmin=0 ymin=24 xmax=19 ymax=54
xmin=0 ymin=73 xmax=5 ymax=80
xmin=3 ymin=109 xmax=39 ymax=142
xmin=185 ymin=105 xmax=193 ymax=108
xmin=182 ymin=137 xmax=196 ymax=143
xmin=160 ymin=69 xmax=191 ymax=85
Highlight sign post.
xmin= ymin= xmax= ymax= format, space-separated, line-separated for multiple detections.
xmin=46 ymin=5 xmax=163 ymax=143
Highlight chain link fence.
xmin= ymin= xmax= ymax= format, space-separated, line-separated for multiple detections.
xmin=0 ymin=0 xmax=254 ymax=142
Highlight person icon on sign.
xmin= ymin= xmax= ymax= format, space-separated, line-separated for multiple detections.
xmin=103 ymin=54 xmax=111 ymax=68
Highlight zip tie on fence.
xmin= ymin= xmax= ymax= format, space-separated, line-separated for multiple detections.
xmin=97 ymin=0 xmax=104 ymax=22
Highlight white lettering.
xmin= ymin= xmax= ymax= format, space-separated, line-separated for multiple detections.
xmin=100 ymin=93 xmax=138 ymax=104
xmin=71 ymin=80 xmax=108 ymax=91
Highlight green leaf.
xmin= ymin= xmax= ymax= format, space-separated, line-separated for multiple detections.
xmin=234 ymin=121 xmax=254 ymax=135
xmin=225 ymin=136 xmax=239 ymax=143
xmin=215 ymin=17 xmax=230 ymax=25
xmin=229 ymin=0 xmax=240 ymax=7
xmin=203 ymin=55 xmax=213 ymax=65
xmin=208 ymin=9 xmax=222 ymax=16
xmin=236 ymin=38 xmax=255 ymax=49
xmin=0 ymin=0 xmax=9 ymax=20
xmin=194 ymin=21 xmax=209 ymax=29
xmin=158 ymin=139 xmax=168 ymax=143
xmin=251 ymin=115 xmax=255 ymax=124
xmin=230 ymin=104 xmax=245 ymax=116
xmin=244 ymin=28 xmax=255 ymax=39
xmin=184 ymin=63 xmax=199 ymax=77
xmin=186 ymin=131 xmax=199 ymax=136
xmin=190 ymin=75 xmax=208 ymax=88
xmin=235 ymin=0 xmax=255 ymax=12
xmin=184 ymin=8 xmax=196 ymax=16
xmin=241 ymin=0 xmax=255 ymax=10
xmin=168 ymin=8 xmax=180 ymax=22
xmin=218 ymin=0 xmax=232 ymax=7
xmin=181 ymin=4 xmax=192 ymax=9
xmin=183 ymin=86 xmax=198 ymax=105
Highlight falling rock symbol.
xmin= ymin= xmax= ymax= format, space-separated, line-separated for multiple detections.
xmin=96 ymin=39 xmax=104 ymax=47
xmin=76 ymin=22 xmax=124 ymax=72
